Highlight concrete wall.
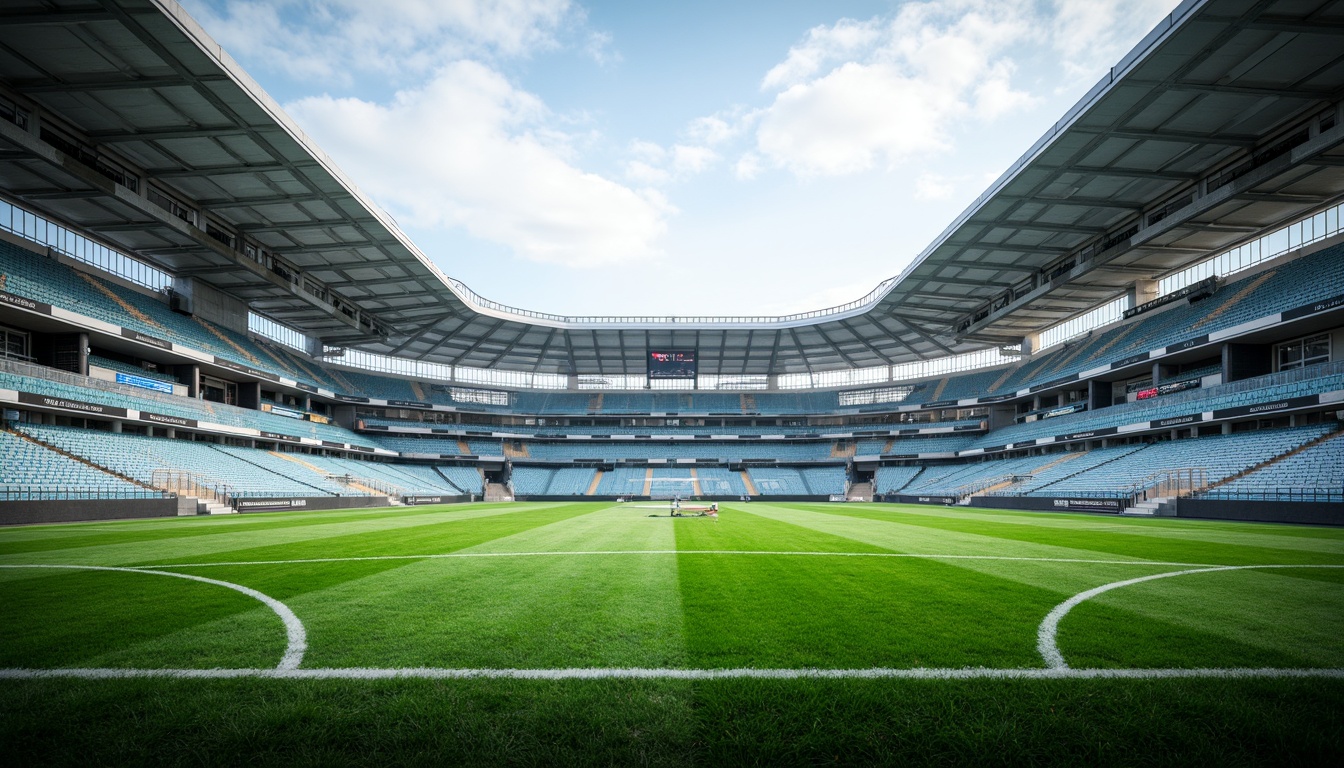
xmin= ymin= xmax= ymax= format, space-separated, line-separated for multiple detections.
xmin=0 ymin=497 xmax=179 ymax=525
xmin=1177 ymin=499 xmax=1344 ymax=526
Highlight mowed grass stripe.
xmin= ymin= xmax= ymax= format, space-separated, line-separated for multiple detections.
xmin=0 ymin=569 xmax=284 ymax=670
xmin=674 ymin=506 xmax=1063 ymax=669
xmin=845 ymin=504 xmax=1344 ymax=555
xmin=276 ymin=506 xmax=689 ymax=669
xmin=0 ymin=504 xmax=526 ymax=556
xmin=0 ymin=503 xmax=575 ymax=568
xmin=809 ymin=504 xmax=1344 ymax=566
xmin=730 ymin=503 xmax=1171 ymax=564
xmin=126 ymin=503 xmax=597 ymax=569
xmin=1057 ymin=567 xmax=1344 ymax=670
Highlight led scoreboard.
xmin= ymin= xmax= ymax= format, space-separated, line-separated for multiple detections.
xmin=648 ymin=350 xmax=697 ymax=379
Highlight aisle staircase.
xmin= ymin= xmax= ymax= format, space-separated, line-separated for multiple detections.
xmin=740 ymin=471 xmax=758 ymax=496
xmin=586 ymin=470 xmax=604 ymax=496
xmin=847 ymin=481 xmax=873 ymax=501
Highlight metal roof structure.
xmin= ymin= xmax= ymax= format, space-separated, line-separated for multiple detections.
xmin=0 ymin=0 xmax=1343 ymax=377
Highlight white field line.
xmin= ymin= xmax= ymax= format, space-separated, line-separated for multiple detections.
xmin=0 ymin=666 xmax=1341 ymax=681
xmin=0 ymin=564 xmax=306 ymax=670
xmin=132 ymin=551 xmax=1224 ymax=570
xmin=1037 ymin=564 xmax=1344 ymax=669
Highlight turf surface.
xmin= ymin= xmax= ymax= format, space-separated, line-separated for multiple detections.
xmin=2 ymin=500 xmax=1342 ymax=765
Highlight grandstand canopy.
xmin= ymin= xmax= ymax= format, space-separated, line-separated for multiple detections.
xmin=1 ymin=0 xmax=1343 ymax=377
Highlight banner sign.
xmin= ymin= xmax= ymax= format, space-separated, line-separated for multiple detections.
xmin=1109 ymin=353 xmax=1150 ymax=370
xmin=333 ymin=394 xmax=370 ymax=403
xmin=387 ymin=400 xmax=431 ymax=409
xmin=1150 ymin=413 xmax=1201 ymax=429
xmin=1135 ymin=379 xmax=1200 ymax=400
xmin=1279 ymin=292 xmax=1344 ymax=322
xmin=1164 ymin=334 xmax=1210 ymax=355
xmin=260 ymin=431 xmax=301 ymax=443
xmin=0 ymin=289 xmax=52 ymax=315
xmin=115 ymin=371 xmax=174 ymax=394
xmin=403 ymin=496 xmax=446 ymax=505
xmin=1040 ymin=402 xmax=1087 ymax=419
xmin=121 ymin=328 xmax=172 ymax=350
xmin=1212 ymin=394 xmax=1319 ymax=420
xmin=886 ymin=494 xmax=957 ymax=505
xmin=235 ymin=498 xmax=309 ymax=511
xmin=1030 ymin=376 xmax=1077 ymax=393
xmin=139 ymin=411 xmax=196 ymax=428
xmin=1061 ymin=426 xmax=1117 ymax=441
xmin=212 ymin=356 xmax=280 ymax=382
xmin=17 ymin=391 xmax=126 ymax=418
xmin=1051 ymin=498 xmax=1123 ymax=512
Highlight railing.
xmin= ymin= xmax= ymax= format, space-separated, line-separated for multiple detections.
xmin=0 ymin=485 xmax=168 ymax=501
xmin=954 ymin=474 xmax=1033 ymax=499
xmin=443 ymin=274 xmax=903 ymax=327
xmin=330 ymin=474 xmax=403 ymax=497
xmin=1122 ymin=467 xmax=1208 ymax=506
xmin=151 ymin=469 xmax=233 ymax=506
xmin=1197 ymin=485 xmax=1344 ymax=503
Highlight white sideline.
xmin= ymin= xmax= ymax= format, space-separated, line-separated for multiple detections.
xmin=1036 ymin=564 xmax=1344 ymax=669
xmin=0 ymin=666 xmax=1341 ymax=681
xmin=135 ymin=551 xmax=1221 ymax=570
xmin=0 ymin=564 xmax=307 ymax=670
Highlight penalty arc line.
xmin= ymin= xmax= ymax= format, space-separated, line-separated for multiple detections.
xmin=0 ymin=564 xmax=307 ymax=671
xmin=1037 ymin=564 xmax=1344 ymax=670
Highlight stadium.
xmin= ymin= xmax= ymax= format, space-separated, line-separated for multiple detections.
xmin=1 ymin=0 xmax=1342 ymax=763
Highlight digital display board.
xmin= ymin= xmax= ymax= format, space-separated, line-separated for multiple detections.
xmin=648 ymin=350 xmax=697 ymax=379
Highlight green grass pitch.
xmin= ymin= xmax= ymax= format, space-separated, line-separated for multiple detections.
xmin=2 ymin=500 xmax=1342 ymax=765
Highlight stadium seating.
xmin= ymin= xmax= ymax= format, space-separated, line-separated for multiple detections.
xmin=874 ymin=465 xmax=922 ymax=494
xmin=1204 ymin=430 xmax=1344 ymax=501
xmin=695 ymin=467 xmax=748 ymax=496
xmin=0 ymin=365 xmax=367 ymax=445
xmin=436 ymin=466 xmax=485 ymax=495
xmin=1023 ymin=426 xmax=1333 ymax=497
xmin=747 ymin=467 xmax=809 ymax=495
xmin=0 ymin=428 xmax=150 ymax=499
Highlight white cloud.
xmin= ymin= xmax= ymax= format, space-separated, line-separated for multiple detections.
xmin=1051 ymin=0 xmax=1181 ymax=84
xmin=748 ymin=0 xmax=1042 ymax=177
xmin=183 ymin=0 xmax=574 ymax=82
xmin=761 ymin=18 xmax=882 ymax=90
xmin=622 ymin=141 xmax=719 ymax=185
xmin=915 ymin=173 xmax=955 ymax=200
xmin=734 ymin=153 xmax=763 ymax=181
xmin=288 ymin=61 xmax=670 ymax=268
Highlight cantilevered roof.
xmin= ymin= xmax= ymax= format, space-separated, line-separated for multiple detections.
xmin=0 ymin=0 xmax=1343 ymax=376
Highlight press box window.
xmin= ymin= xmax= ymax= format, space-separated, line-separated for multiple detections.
xmin=1276 ymin=333 xmax=1330 ymax=371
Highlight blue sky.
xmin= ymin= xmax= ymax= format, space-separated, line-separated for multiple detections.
xmin=181 ymin=0 xmax=1181 ymax=316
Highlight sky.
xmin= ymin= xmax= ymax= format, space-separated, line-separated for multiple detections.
xmin=180 ymin=0 xmax=1183 ymax=317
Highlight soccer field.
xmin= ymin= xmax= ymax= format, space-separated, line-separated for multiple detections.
xmin=3 ymin=501 xmax=1343 ymax=765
